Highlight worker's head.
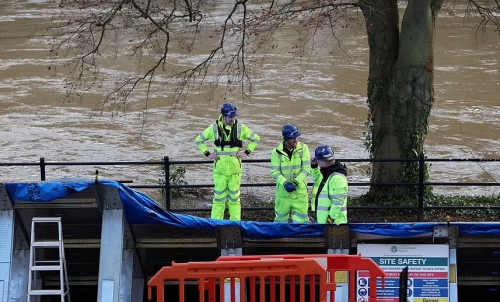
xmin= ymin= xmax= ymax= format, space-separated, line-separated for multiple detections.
xmin=282 ymin=124 xmax=301 ymax=149
xmin=314 ymin=145 xmax=335 ymax=167
xmin=220 ymin=103 xmax=238 ymax=125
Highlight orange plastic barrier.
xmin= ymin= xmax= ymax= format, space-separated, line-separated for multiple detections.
xmin=148 ymin=258 xmax=337 ymax=302
xmin=216 ymin=254 xmax=386 ymax=302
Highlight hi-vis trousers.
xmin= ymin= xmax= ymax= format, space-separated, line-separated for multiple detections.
xmin=211 ymin=173 xmax=242 ymax=220
xmin=274 ymin=195 xmax=309 ymax=223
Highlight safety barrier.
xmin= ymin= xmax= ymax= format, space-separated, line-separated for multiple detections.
xmin=3 ymin=156 xmax=500 ymax=219
xmin=216 ymin=254 xmax=386 ymax=302
xmin=147 ymin=255 xmax=385 ymax=302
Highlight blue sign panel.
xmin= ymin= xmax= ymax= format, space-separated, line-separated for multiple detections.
xmin=413 ymin=279 xmax=449 ymax=288
xmin=414 ymin=288 xmax=449 ymax=297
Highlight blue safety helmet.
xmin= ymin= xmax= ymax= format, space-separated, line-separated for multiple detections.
xmin=282 ymin=124 xmax=301 ymax=140
xmin=315 ymin=145 xmax=335 ymax=161
xmin=221 ymin=103 xmax=238 ymax=117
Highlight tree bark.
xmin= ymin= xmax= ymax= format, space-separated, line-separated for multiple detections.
xmin=360 ymin=0 xmax=442 ymax=201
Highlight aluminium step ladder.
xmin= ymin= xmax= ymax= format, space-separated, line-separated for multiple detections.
xmin=27 ymin=217 xmax=71 ymax=302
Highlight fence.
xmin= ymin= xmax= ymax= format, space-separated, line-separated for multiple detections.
xmin=147 ymin=254 xmax=386 ymax=302
xmin=1 ymin=154 xmax=500 ymax=221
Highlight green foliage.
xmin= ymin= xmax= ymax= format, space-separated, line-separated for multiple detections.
xmin=351 ymin=193 xmax=500 ymax=208
xmin=362 ymin=115 xmax=373 ymax=177
xmin=159 ymin=165 xmax=188 ymax=198
xmin=425 ymin=194 xmax=500 ymax=207
xmin=347 ymin=193 xmax=500 ymax=214
xmin=348 ymin=195 xmax=417 ymax=208
xmin=348 ymin=193 xmax=500 ymax=222
xmin=423 ymin=162 xmax=433 ymax=196
xmin=362 ymin=114 xmax=373 ymax=157
xmin=424 ymin=194 xmax=500 ymax=219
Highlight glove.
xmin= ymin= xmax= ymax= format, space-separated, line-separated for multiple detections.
xmin=284 ymin=182 xmax=296 ymax=193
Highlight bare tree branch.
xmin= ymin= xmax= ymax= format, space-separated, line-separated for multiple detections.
xmin=46 ymin=0 xmax=360 ymax=114
xmin=45 ymin=0 xmax=499 ymax=118
xmin=465 ymin=0 xmax=500 ymax=45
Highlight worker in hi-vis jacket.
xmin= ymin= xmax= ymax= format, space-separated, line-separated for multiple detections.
xmin=310 ymin=145 xmax=348 ymax=224
xmin=195 ymin=103 xmax=260 ymax=221
xmin=271 ymin=124 xmax=311 ymax=223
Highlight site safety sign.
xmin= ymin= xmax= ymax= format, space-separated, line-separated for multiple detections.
xmin=357 ymin=244 xmax=449 ymax=302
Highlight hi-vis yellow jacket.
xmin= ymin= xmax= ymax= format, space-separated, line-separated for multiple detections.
xmin=271 ymin=141 xmax=311 ymax=198
xmin=311 ymin=167 xmax=348 ymax=224
xmin=195 ymin=115 xmax=259 ymax=175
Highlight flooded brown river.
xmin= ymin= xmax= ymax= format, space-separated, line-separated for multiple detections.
xmin=1 ymin=0 xmax=499 ymax=201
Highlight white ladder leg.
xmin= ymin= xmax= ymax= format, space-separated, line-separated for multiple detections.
xmin=27 ymin=217 xmax=71 ymax=302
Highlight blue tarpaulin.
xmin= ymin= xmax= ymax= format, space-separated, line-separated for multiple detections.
xmin=5 ymin=180 xmax=500 ymax=240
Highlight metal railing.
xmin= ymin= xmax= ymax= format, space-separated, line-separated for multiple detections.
xmin=2 ymin=154 xmax=500 ymax=221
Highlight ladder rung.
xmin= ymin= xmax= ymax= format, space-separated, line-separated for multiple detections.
xmin=32 ymin=217 xmax=62 ymax=222
xmin=29 ymin=289 xmax=64 ymax=295
xmin=31 ymin=265 xmax=61 ymax=271
xmin=32 ymin=241 xmax=60 ymax=247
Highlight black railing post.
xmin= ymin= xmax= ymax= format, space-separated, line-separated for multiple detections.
xmin=418 ymin=153 xmax=425 ymax=221
xmin=40 ymin=157 xmax=46 ymax=181
xmin=164 ymin=156 xmax=171 ymax=211
xmin=399 ymin=266 xmax=409 ymax=301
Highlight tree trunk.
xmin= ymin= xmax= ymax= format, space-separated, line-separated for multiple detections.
xmin=360 ymin=0 xmax=443 ymax=202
